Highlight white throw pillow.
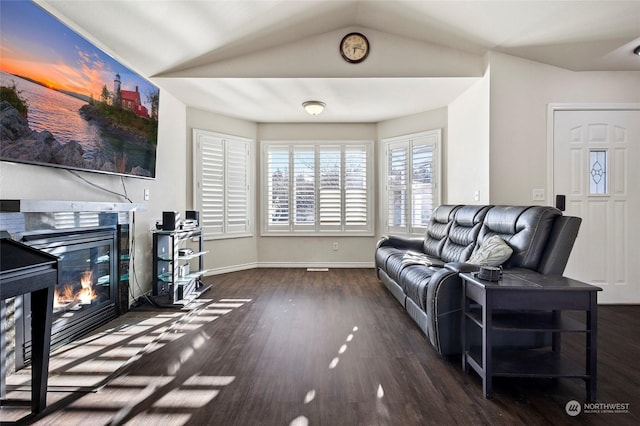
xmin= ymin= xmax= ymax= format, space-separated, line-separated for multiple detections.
xmin=468 ymin=235 xmax=513 ymax=266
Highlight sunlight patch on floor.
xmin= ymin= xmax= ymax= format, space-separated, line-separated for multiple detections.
xmin=290 ymin=415 xmax=309 ymax=426
xmin=66 ymin=359 xmax=131 ymax=374
xmin=4 ymin=297 xmax=251 ymax=425
xmin=303 ymin=389 xmax=316 ymax=404
xmin=208 ymin=302 xmax=245 ymax=309
xmin=183 ymin=375 xmax=234 ymax=386
xmin=109 ymin=376 xmax=174 ymax=387
xmin=68 ymin=386 xmax=154 ymax=409
xmin=377 ymin=384 xmax=385 ymax=398
xmin=187 ymin=314 xmax=219 ymax=322
xmin=153 ymin=389 xmax=220 ymax=408
xmin=329 ymin=357 xmax=340 ymax=369
xmin=123 ymin=413 xmax=192 ymax=425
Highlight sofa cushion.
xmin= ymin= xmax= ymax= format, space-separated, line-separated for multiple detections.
xmin=401 ymin=251 xmax=445 ymax=268
xmin=440 ymin=205 xmax=492 ymax=262
xmin=468 ymin=235 xmax=513 ymax=266
xmin=400 ymin=265 xmax=436 ymax=310
xmin=383 ymin=252 xmax=410 ymax=283
xmin=384 ymin=251 xmax=443 ymax=288
xmin=375 ymin=246 xmax=400 ymax=271
xmin=477 ymin=206 xmax=561 ymax=270
xmin=422 ymin=205 xmax=459 ymax=256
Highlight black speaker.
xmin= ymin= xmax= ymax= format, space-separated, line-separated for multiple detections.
xmin=162 ymin=211 xmax=180 ymax=231
xmin=185 ymin=210 xmax=200 ymax=225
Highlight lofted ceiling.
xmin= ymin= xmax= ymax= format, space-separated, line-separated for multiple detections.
xmin=37 ymin=0 xmax=640 ymax=123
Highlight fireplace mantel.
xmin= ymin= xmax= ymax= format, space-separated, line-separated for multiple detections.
xmin=0 ymin=199 xmax=146 ymax=213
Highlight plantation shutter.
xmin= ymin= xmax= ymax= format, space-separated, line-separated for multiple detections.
xmin=293 ymin=146 xmax=315 ymax=231
xmin=226 ymin=140 xmax=250 ymax=233
xmin=344 ymin=144 xmax=369 ymax=231
xmin=197 ymin=135 xmax=224 ymax=237
xmin=194 ymin=129 xmax=252 ymax=239
xmin=262 ymin=141 xmax=373 ymax=235
xmin=386 ymin=141 xmax=409 ymax=234
xmin=383 ymin=129 xmax=440 ymax=235
xmin=411 ymin=137 xmax=434 ymax=233
xmin=265 ymin=145 xmax=290 ymax=232
xmin=319 ymin=145 xmax=342 ymax=231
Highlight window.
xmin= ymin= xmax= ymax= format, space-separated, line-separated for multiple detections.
xmin=589 ymin=149 xmax=608 ymax=195
xmin=382 ymin=130 xmax=440 ymax=235
xmin=193 ymin=129 xmax=253 ymax=239
xmin=262 ymin=141 xmax=373 ymax=235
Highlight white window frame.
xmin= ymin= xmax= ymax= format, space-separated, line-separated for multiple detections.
xmin=381 ymin=129 xmax=441 ymax=235
xmin=193 ymin=129 xmax=254 ymax=240
xmin=261 ymin=140 xmax=374 ymax=236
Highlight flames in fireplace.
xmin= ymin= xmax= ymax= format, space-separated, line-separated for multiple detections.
xmin=54 ymin=269 xmax=99 ymax=312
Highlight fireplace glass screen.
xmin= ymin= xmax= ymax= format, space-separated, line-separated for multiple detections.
xmin=16 ymin=228 xmax=118 ymax=367
xmin=53 ymin=237 xmax=112 ymax=315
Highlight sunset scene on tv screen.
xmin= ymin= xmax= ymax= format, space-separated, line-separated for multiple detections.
xmin=0 ymin=0 xmax=159 ymax=178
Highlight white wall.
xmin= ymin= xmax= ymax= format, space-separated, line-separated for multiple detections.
xmin=186 ymin=107 xmax=259 ymax=273
xmin=0 ymin=90 xmax=188 ymax=302
xmin=447 ymin=67 xmax=491 ymax=204
xmin=488 ymin=52 xmax=640 ymax=204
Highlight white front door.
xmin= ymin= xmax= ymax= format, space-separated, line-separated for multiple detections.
xmin=551 ymin=107 xmax=640 ymax=304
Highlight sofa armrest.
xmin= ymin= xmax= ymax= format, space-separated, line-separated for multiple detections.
xmin=425 ymin=268 xmax=465 ymax=355
xmin=537 ymin=215 xmax=581 ymax=275
xmin=444 ymin=262 xmax=481 ymax=274
xmin=376 ymin=235 xmax=425 ymax=252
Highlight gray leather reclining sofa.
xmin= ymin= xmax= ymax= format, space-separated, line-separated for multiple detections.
xmin=375 ymin=205 xmax=581 ymax=355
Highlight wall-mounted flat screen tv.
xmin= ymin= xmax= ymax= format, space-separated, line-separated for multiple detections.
xmin=0 ymin=1 xmax=159 ymax=179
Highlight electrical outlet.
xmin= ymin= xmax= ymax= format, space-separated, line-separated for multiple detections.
xmin=332 ymin=242 xmax=339 ymax=251
xmin=532 ymin=188 xmax=545 ymax=201
xmin=474 ymin=190 xmax=480 ymax=201
xmin=144 ymin=188 xmax=150 ymax=201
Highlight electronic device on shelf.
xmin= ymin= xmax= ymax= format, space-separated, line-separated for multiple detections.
xmin=158 ymin=210 xmax=200 ymax=231
xmin=178 ymin=248 xmax=194 ymax=256
xmin=181 ymin=219 xmax=198 ymax=230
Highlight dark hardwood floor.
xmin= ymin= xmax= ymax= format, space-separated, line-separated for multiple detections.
xmin=2 ymin=268 xmax=639 ymax=425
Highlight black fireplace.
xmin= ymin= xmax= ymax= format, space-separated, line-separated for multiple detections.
xmin=0 ymin=200 xmax=137 ymax=370
xmin=16 ymin=227 xmax=119 ymax=367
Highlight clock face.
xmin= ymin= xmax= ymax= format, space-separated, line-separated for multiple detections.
xmin=340 ymin=32 xmax=369 ymax=63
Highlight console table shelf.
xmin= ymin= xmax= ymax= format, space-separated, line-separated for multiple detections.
xmin=461 ymin=272 xmax=601 ymax=401
xmin=466 ymin=347 xmax=589 ymax=378
xmin=466 ymin=310 xmax=589 ymax=332
xmin=151 ymin=228 xmax=209 ymax=306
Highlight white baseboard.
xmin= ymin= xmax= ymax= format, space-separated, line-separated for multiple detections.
xmin=204 ymin=261 xmax=374 ymax=275
xmin=257 ymin=262 xmax=375 ymax=269
xmin=204 ymin=262 xmax=258 ymax=276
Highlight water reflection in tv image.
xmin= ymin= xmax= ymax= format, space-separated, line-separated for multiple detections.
xmin=0 ymin=1 xmax=159 ymax=178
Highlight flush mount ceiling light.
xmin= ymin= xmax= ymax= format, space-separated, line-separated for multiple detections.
xmin=635 ymin=45 xmax=640 ymax=56
xmin=302 ymin=100 xmax=326 ymax=116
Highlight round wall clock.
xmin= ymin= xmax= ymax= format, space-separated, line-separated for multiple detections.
xmin=340 ymin=32 xmax=370 ymax=63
